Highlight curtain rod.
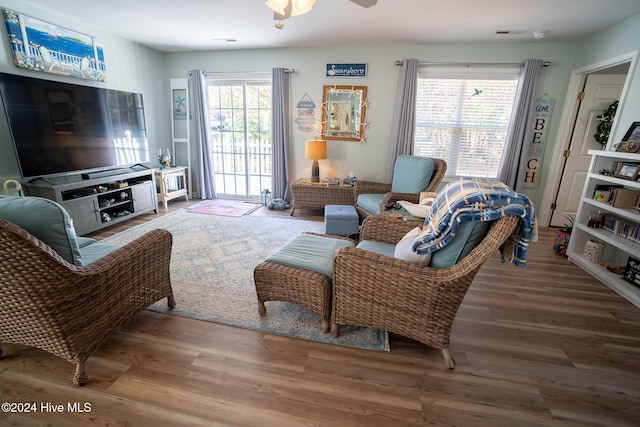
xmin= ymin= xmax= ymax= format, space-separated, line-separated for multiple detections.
xmin=188 ymin=68 xmax=295 ymax=76
xmin=394 ymin=60 xmax=551 ymax=67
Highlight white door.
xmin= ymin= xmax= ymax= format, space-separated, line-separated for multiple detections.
xmin=550 ymin=74 xmax=625 ymax=227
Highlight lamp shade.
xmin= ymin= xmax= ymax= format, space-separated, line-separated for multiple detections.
xmin=265 ymin=0 xmax=289 ymax=15
xmin=291 ymin=0 xmax=316 ymax=16
xmin=305 ymin=139 xmax=327 ymax=160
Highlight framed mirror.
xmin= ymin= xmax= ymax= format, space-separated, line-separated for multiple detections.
xmin=321 ymin=85 xmax=367 ymax=142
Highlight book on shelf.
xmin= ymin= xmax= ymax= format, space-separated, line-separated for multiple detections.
xmin=600 ymin=213 xmax=640 ymax=244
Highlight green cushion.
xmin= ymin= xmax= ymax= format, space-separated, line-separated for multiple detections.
xmin=390 ymin=156 xmax=435 ymax=193
xmin=77 ymin=236 xmax=98 ymax=248
xmin=356 ymin=240 xmax=396 ymax=257
xmin=357 ymin=193 xmax=385 ymax=215
xmin=429 ymin=221 xmax=491 ymax=268
xmin=79 ymin=242 xmax=119 ymax=265
xmin=265 ymin=233 xmax=355 ymax=278
xmin=0 ymin=196 xmax=83 ymax=266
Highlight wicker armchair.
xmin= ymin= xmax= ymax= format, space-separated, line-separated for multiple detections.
xmin=355 ymin=156 xmax=446 ymax=220
xmin=0 ymin=219 xmax=175 ymax=385
xmin=330 ymin=214 xmax=520 ymax=368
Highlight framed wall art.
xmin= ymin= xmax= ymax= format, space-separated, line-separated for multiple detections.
xmin=2 ymin=8 xmax=106 ymax=81
xmin=321 ymin=85 xmax=367 ymax=142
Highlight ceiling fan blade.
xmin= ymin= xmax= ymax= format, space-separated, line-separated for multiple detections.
xmin=350 ymin=0 xmax=377 ymax=8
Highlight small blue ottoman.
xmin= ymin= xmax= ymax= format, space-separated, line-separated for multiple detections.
xmin=325 ymin=205 xmax=359 ymax=236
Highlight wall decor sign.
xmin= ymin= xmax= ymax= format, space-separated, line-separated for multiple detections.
xmin=523 ymin=96 xmax=554 ymax=188
xmin=295 ymin=93 xmax=317 ymax=133
xmin=326 ymin=63 xmax=367 ymax=78
xmin=2 ymin=8 xmax=107 ymax=81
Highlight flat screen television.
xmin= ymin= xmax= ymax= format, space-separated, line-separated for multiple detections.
xmin=0 ymin=72 xmax=150 ymax=180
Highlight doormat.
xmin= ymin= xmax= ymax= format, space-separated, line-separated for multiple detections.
xmin=188 ymin=199 xmax=261 ymax=217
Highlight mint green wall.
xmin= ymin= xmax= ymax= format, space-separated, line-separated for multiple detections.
xmin=165 ymin=42 xmax=576 ymax=209
xmin=2 ymin=0 xmax=639 ymax=217
xmin=573 ymin=13 xmax=640 ymax=144
xmin=0 ymin=0 xmax=168 ymax=184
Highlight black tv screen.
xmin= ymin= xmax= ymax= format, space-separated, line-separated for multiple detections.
xmin=0 ymin=72 xmax=150 ymax=179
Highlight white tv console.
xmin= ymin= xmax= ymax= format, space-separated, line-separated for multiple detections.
xmin=23 ymin=168 xmax=158 ymax=236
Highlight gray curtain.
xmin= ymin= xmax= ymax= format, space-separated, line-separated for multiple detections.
xmin=386 ymin=58 xmax=419 ymax=180
xmin=498 ymin=59 xmax=543 ymax=192
xmin=190 ymin=69 xmax=216 ymax=199
xmin=271 ymin=68 xmax=291 ymax=200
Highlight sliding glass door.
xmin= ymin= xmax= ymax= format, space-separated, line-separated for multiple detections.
xmin=207 ymin=79 xmax=272 ymax=199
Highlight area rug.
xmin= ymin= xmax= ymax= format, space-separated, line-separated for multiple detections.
xmin=187 ymin=199 xmax=261 ymax=217
xmin=102 ymin=210 xmax=388 ymax=351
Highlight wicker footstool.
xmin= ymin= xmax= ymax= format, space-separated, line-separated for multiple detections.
xmin=253 ymin=232 xmax=355 ymax=332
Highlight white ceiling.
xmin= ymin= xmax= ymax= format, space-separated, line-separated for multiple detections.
xmin=22 ymin=0 xmax=640 ymax=52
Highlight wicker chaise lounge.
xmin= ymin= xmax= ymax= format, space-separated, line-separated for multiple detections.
xmin=0 ymin=198 xmax=175 ymax=386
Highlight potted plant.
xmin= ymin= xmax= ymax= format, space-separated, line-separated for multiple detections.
xmin=553 ymin=214 xmax=574 ymax=256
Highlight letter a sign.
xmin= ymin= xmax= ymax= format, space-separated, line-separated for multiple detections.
xmin=523 ymin=96 xmax=554 ymax=188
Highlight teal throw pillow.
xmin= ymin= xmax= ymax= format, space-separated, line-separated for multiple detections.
xmin=429 ymin=221 xmax=491 ymax=268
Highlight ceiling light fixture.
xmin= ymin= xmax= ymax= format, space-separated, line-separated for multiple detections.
xmin=266 ymin=0 xmax=316 ymax=28
xmin=533 ymin=31 xmax=547 ymax=39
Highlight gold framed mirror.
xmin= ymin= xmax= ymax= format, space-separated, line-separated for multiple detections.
xmin=321 ymin=85 xmax=367 ymax=142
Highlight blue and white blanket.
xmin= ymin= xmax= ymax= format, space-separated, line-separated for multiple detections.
xmin=412 ymin=177 xmax=538 ymax=267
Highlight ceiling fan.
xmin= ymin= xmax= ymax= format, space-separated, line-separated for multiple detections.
xmin=266 ymin=0 xmax=377 ymax=28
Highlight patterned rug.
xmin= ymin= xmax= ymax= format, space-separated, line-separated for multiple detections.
xmin=103 ymin=210 xmax=388 ymax=351
xmin=187 ymin=199 xmax=261 ymax=217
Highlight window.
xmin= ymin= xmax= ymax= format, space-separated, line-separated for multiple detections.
xmin=207 ymin=77 xmax=272 ymax=198
xmin=414 ymin=67 xmax=519 ymax=178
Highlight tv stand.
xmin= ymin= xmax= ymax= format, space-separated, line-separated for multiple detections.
xmin=81 ymin=168 xmax=132 ymax=180
xmin=23 ymin=169 xmax=158 ymax=235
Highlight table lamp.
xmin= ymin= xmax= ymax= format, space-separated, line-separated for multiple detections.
xmin=305 ymin=139 xmax=327 ymax=182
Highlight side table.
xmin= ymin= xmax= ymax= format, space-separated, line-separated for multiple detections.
xmin=155 ymin=166 xmax=189 ymax=211
xmin=289 ymin=179 xmax=355 ymax=216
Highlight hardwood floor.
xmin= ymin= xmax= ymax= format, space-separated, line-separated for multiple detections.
xmin=2 ymin=199 xmax=640 ymax=426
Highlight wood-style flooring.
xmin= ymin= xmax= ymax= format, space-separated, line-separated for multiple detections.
xmin=1 ymin=199 xmax=639 ymax=426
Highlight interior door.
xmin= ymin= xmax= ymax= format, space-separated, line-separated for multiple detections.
xmin=550 ymin=74 xmax=626 ymax=226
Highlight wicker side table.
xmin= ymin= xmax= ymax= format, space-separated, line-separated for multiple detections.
xmin=289 ymin=179 xmax=355 ymax=216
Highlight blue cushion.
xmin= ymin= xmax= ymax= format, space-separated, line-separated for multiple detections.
xmin=79 ymin=242 xmax=119 ymax=265
xmin=390 ymin=156 xmax=435 ymax=193
xmin=429 ymin=221 xmax=491 ymax=268
xmin=265 ymin=233 xmax=355 ymax=278
xmin=356 ymin=240 xmax=396 ymax=257
xmin=0 ymin=196 xmax=83 ymax=266
xmin=357 ymin=193 xmax=385 ymax=214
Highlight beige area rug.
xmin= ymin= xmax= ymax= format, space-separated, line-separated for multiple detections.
xmin=103 ymin=210 xmax=388 ymax=351
xmin=187 ymin=199 xmax=261 ymax=217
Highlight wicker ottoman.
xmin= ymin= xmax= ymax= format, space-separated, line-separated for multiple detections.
xmin=325 ymin=205 xmax=359 ymax=236
xmin=253 ymin=232 xmax=355 ymax=332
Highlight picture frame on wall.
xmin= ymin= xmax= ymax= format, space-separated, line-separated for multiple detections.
xmin=321 ymin=85 xmax=367 ymax=142
xmin=2 ymin=8 xmax=106 ymax=81
xmin=622 ymin=121 xmax=640 ymax=142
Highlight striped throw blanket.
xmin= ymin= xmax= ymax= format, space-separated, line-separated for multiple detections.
xmin=412 ymin=177 xmax=538 ymax=267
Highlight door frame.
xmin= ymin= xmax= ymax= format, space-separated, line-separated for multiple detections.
xmin=539 ymin=51 xmax=638 ymax=226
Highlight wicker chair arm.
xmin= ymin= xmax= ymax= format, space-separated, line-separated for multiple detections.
xmin=50 ymin=229 xmax=174 ymax=357
xmin=354 ymin=180 xmax=391 ymax=196
xmin=382 ymin=192 xmax=421 ymax=204
xmin=359 ymin=215 xmax=418 ymax=244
